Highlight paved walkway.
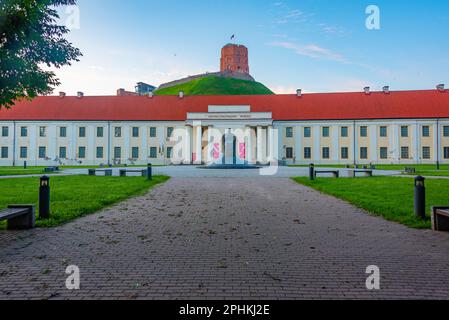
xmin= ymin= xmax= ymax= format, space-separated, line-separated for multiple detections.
xmin=1 ymin=178 xmax=449 ymax=300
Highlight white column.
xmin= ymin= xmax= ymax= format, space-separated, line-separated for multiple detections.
xmin=413 ymin=123 xmax=419 ymax=162
xmin=332 ymin=125 xmax=339 ymax=162
xmin=195 ymin=125 xmax=202 ymax=164
xmin=433 ymin=121 xmax=439 ymax=162
xmin=246 ymin=127 xmax=252 ymax=164
xmin=268 ymin=126 xmax=275 ymax=162
xmin=313 ymin=125 xmax=320 ymax=162
xmin=184 ymin=126 xmax=192 ymax=164
xmin=369 ymin=124 xmax=378 ymax=162
xmin=256 ymin=126 xmax=263 ymax=163
xmin=141 ymin=126 xmax=148 ymax=164
xmin=295 ymin=126 xmax=302 ymax=164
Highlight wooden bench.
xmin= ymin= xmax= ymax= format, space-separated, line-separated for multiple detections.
xmin=315 ymin=170 xmax=339 ymax=178
xmin=0 ymin=205 xmax=35 ymax=230
xmin=350 ymin=170 xmax=373 ymax=178
xmin=119 ymin=169 xmax=148 ymax=177
xmin=88 ymin=169 xmax=113 ymax=176
xmin=44 ymin=166 xmax=60 ymax=173
xmin=432 ymin=207 xmax=449 ymax=232
xmin=404 ymin=167 xmax=416 ymax=174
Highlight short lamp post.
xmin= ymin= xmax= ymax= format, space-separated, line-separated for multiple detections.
xmin=147 ymin=163 xmax=152 ymax=181
xmin=309 ymin=163 xmax=315 ymax=181
xmin=24 ymin=161 xmax=27 ymax=169
xmin=414 ymin=176 xmax=426 ymax=220
xmin=39 ymin=176 xmax=50 ymax=219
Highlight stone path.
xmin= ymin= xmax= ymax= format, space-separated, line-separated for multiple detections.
xmin=0 ymin=178 xmax=449 ymax=300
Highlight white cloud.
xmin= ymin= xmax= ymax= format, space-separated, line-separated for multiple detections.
xmin=270 ymin=41 xmax=347 ymax=63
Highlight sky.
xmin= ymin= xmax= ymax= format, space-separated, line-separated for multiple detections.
xmin=51 ymin=0 xmax=449 ymax=95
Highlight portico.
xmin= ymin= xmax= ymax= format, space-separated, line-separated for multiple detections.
xmin=185 ymin=105 xmax=275 ymax=165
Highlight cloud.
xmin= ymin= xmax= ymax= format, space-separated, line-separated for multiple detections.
xmin=270 ymin=41 xmax=347 ymax=63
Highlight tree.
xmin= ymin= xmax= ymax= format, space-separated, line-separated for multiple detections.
xmin=0 ymin=0 xmax=82 ymax=108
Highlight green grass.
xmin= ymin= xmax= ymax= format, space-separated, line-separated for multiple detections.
xmin=292 ymin=176 xmax=449 ymax=229
xmin=0 ymin=168 xmax=49 ymax=176
xmin=154 ymin=76 xmax=274 ymax=96
xmin=0 ymin=175 xmax=169 ymax=228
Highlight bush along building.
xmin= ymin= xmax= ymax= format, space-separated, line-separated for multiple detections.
xmin=1 ymin=85 xmax=449 ymax=167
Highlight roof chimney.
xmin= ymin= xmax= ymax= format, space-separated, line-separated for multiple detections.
xmin=382 ymin=86 xmax=390 ymax=94
xmin=59 ymin=92 xmax=66 ymax=98
xmin=117 ymin=88 xmax=125 ymax=96
xmin=179 ymin=91 xmax=184 ymax=99
xmin=364 ymin=87 xmax=370 ymax=95
xmin=437 ymin=84 xmax=445 ymax=92
xmin=77 ymin=91 xmax=84 ymax=98
xmin=296 ymin=89 xmax=302 ymax=97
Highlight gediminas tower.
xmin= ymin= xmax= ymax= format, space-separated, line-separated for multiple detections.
xmin=220 ymin=44 xmax=250 ymax=74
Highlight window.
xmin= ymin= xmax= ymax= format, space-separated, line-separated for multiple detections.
xmin=322 ymin=147 xmax=330 ymax=159
xmin=59 ymin=147 xmax=67 ymax=159
xmin=59 ymin=127 xmax=67 ymax=138
xmin=20 ymin=147 xmax=27 ymax=158
xmin=1 ymin=147 xmax=8 ymax=159
xmin=79 ymin=127 xmax=86 ymax=138
xmin=380 ymin=126 xmax=387 ymax=137
xmin=322 ymin=127 xmax=329 ymax=138
xmin=96 ymin=147 xmax=104 ymax=159
xmin=39 ymin=126 xmax=46 ymax=137
xmin=380 ymin=147 xmax=388 ymax=160
xmin=401 ymin=126 xmax=409 ymax=138
xmin=132 ymin=147 xmax=139 ymax=159
xmin=444 ymin=126 xmax=449 ymax=137
xmin=341 ymin=147 xmax=349 ymax=159
xmin=78 ymin=147 xmax=86 ymax=159
xmin=286 ymin=147 xmax=293 ymax=159
xmin=341 ymin=127 xmax=348 ymax=138
xmin=360 ymin=126 xmax=368 ymax=137
xmin=114 ymin=127 xmax=122 ymax=138
xmin=97 ymin=127 xmax=104 ymax=138
xmin=20 ymin=127 xmax=27 ymax=137
xmin=150 ymin=147 xmax=158 ymax=158
xmin=286 ymin=127 xmax=293 ymax=138
xmin=114 ymin=147 xmax=121 ymax=159
xmin=444 ymin=147 xmax=449 ymax=159
xmin=132 ymin=127 xmax=139 ymax=138
xmin=38 ymin=146 xmax=46 ymax=159
xmin=167 ymin=127 xmax=174 ymax=138
xmin=360 ymin=147 xmax=368 ymax=159
xmin=422 ymin=147 xmax=431 ymax=160
xmin=167 ymin=147 xmax=173 ymax=159
xmin=401 ymin=146 xmax=409 ymax=159
xmin=304 ymin=127 xmax=311 ymax=138
xmin=1 ymin=126 xmax=8 ymax=137
xmin=150 ymin=127 xmax=157 ymax=138
xmin=422 ymin=126 xmax=430 ymax=137
xmin=304 ymin=147 xmax=311 ymax=159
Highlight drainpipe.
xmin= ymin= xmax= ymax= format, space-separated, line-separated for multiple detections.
xmin=12 ymin=121 xmax=16 ymax=167
xmin=353 ymin=120 xmax=356 ymax=167
xmin=436 ymin=119 xmax=440 ymax=170
xmin=107 ymin=121 xmax=111 ymax=166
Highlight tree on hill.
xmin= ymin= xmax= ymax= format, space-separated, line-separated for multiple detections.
xmin=0 ymin=0 xmax=82 ymax=109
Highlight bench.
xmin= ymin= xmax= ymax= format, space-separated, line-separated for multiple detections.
xmin=350 ymin=170 xmax=373 ymax=178
xmin=88 ymin=169 xmax=113 ymax=176
xmin=432 ymin=207 xmax=449 ymax=232
xmin=119 ymin=169 xmax=148 ymax=177
xmin=314 ymin=170 xmax=339 ymax=178
xmin=404 ymin=167 xmax=416 ymax=174
xmin=44 ymin=166 xmax=60 ymax=173
xmin=0 ymin=205 xmax=35 ymax=230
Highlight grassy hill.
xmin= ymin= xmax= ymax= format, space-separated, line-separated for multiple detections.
xmin=154 ymin=76 xmax=274 ymax=96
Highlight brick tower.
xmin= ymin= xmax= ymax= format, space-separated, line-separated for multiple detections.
xmin=220 ymin=44 xmax=249 ymax=74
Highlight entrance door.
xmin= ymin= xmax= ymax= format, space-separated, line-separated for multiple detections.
xmin=222 ymin=132 xmax=237 ymax=165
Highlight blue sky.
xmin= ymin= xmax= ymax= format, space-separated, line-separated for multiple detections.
xmin=52 ymin=0 xmax=449 ymax=95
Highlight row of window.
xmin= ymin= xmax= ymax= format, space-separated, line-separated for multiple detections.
xmin=0 ymin=146 xmax=174 ymax=160
xmin=284 ymin=146 xmax=445 ymax=160
xmin=285 ymin=125 xmax=449 ymax=139
xmin=1 ymin=126 xmax=174 ymax=139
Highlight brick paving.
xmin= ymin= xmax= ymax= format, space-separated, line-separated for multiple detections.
xmin=0 ymin=177 xmax=449 ymax=300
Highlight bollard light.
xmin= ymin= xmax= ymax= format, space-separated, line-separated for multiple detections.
xmin=39 ymin=176 xmax=50 ymax=219
xmin=147 ymin=163 xmax=153 ymax=181
xmin=309 ymin=163 xmax=315 ymax=181
xmin=24 ymin=161 xmax=27 ymax=169
xmin=414 ymin=176 xmax=426 ymax=220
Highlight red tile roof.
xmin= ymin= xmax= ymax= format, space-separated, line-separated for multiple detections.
xmin=1 ymin=90 xmax=448 ymax=121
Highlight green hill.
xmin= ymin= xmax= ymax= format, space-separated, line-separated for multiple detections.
xmin=154 ymin=76 xmax=274 ymax=96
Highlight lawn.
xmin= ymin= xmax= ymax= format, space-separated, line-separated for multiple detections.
xmin=0 ymin=165 xmax=163 ymax=176
xmin=293 ymin=176 xmax=449 ymax=229
xmin=0 ymin=175 xmax=169 ymax=228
